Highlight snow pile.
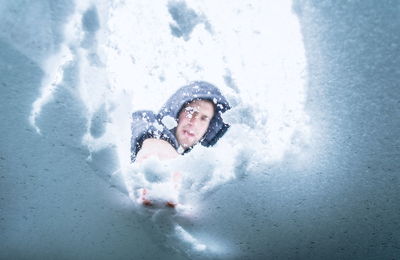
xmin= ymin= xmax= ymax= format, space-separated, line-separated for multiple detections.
xmin=28 ymin=0 xmax=309 ymax=257
xmin=128 ymin=144 xmax=236 ymax=204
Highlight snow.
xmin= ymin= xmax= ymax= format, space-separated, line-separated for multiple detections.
xmin=1 ymin=0 xmax=399 ymax=259
xmin=161 ymin=115 xmax=178 ymax=129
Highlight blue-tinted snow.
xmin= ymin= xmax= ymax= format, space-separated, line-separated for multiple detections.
xmin=1 ymin=0 xmax=399 ymax=260
xmin=168 ymin=1 xmax=211 ymax=40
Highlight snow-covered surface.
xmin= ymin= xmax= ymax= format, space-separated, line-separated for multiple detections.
xmin=1 ymin=0 xmax=399 ymax=259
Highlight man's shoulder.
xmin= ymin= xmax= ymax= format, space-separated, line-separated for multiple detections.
xmin=130 ymin=109 xmax=179 ymax=162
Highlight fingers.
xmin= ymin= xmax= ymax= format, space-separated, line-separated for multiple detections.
xmin=138 ymin=188 xmax=178 ymax=208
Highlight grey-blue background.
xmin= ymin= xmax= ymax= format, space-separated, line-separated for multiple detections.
xmin=1 ymin=0 xmax=399 ymax=259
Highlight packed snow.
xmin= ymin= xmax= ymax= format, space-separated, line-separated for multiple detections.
xmin=25 ymin=0 xmax=308 ymax=256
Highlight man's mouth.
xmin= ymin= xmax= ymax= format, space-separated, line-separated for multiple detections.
xmin=183 ymin=130 xmax=195 ymax=137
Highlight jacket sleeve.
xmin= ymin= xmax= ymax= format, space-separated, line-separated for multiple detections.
xmin=130 ymin=110 xmax=178 ymax=162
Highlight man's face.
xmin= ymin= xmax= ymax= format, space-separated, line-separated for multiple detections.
xmin=176 ymin=99 xmax=215 ymax=148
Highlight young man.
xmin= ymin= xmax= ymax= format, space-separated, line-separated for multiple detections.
xmin=131 ymin=81 xmax=230 ymax=162
xmin=130 ymin=81 xmax=230 ymax=206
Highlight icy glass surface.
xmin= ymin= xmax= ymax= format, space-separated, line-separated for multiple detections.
xmin=1 ymin=0 xmax=399 ymax=259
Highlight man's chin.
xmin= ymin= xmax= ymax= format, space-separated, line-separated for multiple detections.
xmin=180 ymin=139 xmax=197 ymax=148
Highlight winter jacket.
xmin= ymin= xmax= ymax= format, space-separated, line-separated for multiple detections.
xmin=131 ymin=81 xmax=230 ymax=162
